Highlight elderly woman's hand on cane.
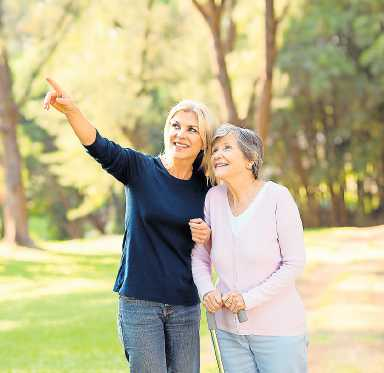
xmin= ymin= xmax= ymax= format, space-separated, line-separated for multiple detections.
xmin=203 ymin=289 xmax=223 ymax=313
xmin=222 ymin=291 xmax=246 ymax=313
xmin=223 ymin=291 xmax=248 ymax=323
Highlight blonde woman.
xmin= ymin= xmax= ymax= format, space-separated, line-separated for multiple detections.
xmin=43 ymin=78 xmax=216 ymax=373
xmin=192 ymin=124 xmax=307 ymax=373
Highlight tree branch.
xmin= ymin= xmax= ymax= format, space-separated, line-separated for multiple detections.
xmin=17 ymin=0 xmax=89 ymax=108
xmin=222 ymin=0 xmax=237 ymax=54
xmin=245 ymin=76 xmax=260 ymax=125
xmin=276 ymin=1 xmax=290 ymax=25
xmin=192 ymin=0 xmax=210 ymax=23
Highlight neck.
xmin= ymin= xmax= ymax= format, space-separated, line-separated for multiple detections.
xmin=161 ymin=155 xmax=194 ymax=180
xmin=225 ymin=175 xmax=262 ymax=205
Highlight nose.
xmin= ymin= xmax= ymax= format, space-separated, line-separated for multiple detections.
xmin=212 ymin=151 xmax=222 ymax=161
xmin=175 ymin=128 xmax=187 ymax=139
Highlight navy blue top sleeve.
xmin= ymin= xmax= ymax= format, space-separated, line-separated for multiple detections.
xmin=83 ymin=129 xmax=210 ymax=306
xmin=83 ymin=130 xmax=142 ymax=185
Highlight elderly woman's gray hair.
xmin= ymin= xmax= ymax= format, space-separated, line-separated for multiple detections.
xmin=211 ymin=123 xmax=264 ymax=181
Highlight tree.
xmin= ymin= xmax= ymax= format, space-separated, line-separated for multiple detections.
xmin=0 ymin=0 xmax=91 ymax=245
xmin=0 ymin=0 xmax=32 ymax=246
xmin=27 ymin=0 xmax=217 ymax=235
xmin=275 ymin=0 xmax=384 ymax=226
xmin=192 ymin=0 xmax=288 ymax=142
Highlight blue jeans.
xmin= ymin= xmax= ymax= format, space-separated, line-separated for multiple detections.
xmin=118 ymin=295 xmax=200 ymax=373
xmin=216 ymin=330 xmax=308 ymax=373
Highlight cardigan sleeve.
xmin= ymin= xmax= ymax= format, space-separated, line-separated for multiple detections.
xmin=83 ymin=130 xmax=143 ymax=185
xmin=242 ymin=186 xmax=306 ymax=310
xmin=191 ymin=190 xmax=215 ymax=300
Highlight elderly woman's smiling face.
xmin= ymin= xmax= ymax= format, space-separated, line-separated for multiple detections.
xmin=211 ymin=133 xmax=251 ymax=182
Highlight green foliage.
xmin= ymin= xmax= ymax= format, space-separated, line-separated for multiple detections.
xmin=0 ymin=0 xmax=382 ymax=238
xmin=273 ymin=0 xmax=384 ymax=225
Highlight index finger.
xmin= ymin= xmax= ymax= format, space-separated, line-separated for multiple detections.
xmin=46 ymin=77 xmax=64 ymax=96
xmin=189 ymin=218 xmax=204 ymax=224
xmin=189 ymin=222 xmax=206 ymax=229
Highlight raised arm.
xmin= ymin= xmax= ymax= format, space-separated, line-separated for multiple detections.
xmin=43 ymin=78 xmax=138 ymax=185
xmin=241 ymin=186 xmax=306 ymax=310
xmin=43 ymin=78 xmax=96 ymax=145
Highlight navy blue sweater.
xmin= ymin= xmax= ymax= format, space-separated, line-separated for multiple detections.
xmin=84 ymin=131 xmax=209 ymax=306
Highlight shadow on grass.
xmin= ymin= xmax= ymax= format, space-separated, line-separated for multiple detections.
xmin=0 ymin=290 xmax=127 ymax=372
xmin=1 ymin=253 xmax=120 ymax=281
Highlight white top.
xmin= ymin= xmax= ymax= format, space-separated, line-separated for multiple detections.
xmin=230 ymin=182 xmax=271 ymax=236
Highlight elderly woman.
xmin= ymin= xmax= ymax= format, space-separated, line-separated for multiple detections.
xmin=192 ymin=124 xmax=307 ymax=373
xmin=43 ymin=78 xmax=216 ymax=373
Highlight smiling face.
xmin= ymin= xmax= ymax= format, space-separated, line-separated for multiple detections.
xmin=211 ymin=133 xmax=252 ymax=182
xmin=165 ymin=110 xmax=203 ymax=162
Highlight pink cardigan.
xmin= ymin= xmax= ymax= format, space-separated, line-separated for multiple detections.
xmin=191 ymin=181 xmax=307 ymax=336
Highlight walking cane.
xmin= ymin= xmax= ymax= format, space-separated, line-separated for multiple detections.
xmin=206 ymin=310 xmax=248 ymax=373
xmin=207 ymin=311 xmax=224 ymax=373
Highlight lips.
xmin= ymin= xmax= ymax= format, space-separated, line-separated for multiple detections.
xmin=214 ymin=162 xmax=229 ymax=169
xmin=174 ymin=142 xmax=189 ymax=148
xmin=172 ymin=142 xmax=190 ymax=152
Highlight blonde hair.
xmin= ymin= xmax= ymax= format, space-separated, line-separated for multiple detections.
xmin=163 ymin=100 xmax=217 ymax=181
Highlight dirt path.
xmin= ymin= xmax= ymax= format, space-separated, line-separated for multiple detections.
xmin=301 ymin=226 xmax=384 ymax=373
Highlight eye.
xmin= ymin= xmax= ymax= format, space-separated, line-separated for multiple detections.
xmin=212 ymin=148 xmax=218 ymax=154
xmin=189 ymin=127 xmax=198 ymax=133
xmin=171 ymin=122 xmax=180 ymax=129
xmin=224 ymin=145 xmax=232 ymax=150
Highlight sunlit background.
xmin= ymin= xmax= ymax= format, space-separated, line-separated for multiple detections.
xmin=0 ymin=0 xmax=383 ymax=372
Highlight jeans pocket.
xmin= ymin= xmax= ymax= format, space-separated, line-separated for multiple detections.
xmin=119 ymin=295 xmax=136 ymax=302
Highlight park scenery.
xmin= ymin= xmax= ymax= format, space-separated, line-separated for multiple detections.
xmin=0 ymin=1 xmax=383 ymax=372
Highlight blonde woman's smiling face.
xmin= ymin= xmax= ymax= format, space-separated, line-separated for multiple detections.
xmin=165 ymin=110 xmax=203 ymax=162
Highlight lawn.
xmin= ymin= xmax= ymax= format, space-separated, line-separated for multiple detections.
xmin=1 ymin=227 xmax=383 ymax=372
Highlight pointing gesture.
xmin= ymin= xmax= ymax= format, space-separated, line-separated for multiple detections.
xmin=43 ymin=77 xmax=96 ymax=145
xmin=43 ymin=78 xmax=77 ymax=114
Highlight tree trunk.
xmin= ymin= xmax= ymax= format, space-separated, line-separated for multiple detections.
xmin=210 ymin=23 xmax=240 ymax=124
xmin=87 ymin=213 xmax=107 ymax=234
xmin=328 ymin=181 xmax=348 ymax=227
xmin=192 ymin=0 xmax=285 ymax=134
xmin=192 ymin=0 xmax=240 ymax=124
xmin=282 ymin=119 xmax=320 ymax=227
xmin=356 ymin=178 xmax=365 ymax=224
xmin=338 ymin=179 xmax=348 ymax=226
xmin=256 ymin=0 xmax=276 ymax=142
xmin=327 ymin=182 xmax=338 ymax=226
xmin=0 ymin=48 xmax=33 ymax=246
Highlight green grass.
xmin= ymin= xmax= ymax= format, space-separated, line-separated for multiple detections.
xmin=0 ymin=245 xmax=126 ymax=372
xmin=0 ymin=238 xmax=217 ymax=372
xmin=1 ymin=227 xmax=383 ymax=372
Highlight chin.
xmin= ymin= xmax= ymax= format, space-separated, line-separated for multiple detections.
xmin=214 ymin=170 xmax=228 ymax=180
xmin=174 ymin=152 xmax=199 ymax=162
xmin=173 ymin=151 xmax=192 ymax=159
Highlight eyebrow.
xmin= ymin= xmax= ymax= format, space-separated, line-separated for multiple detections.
xmin=170 ymin=119 xmax=199 ymax=129
xmin=214 ymin=141 xmax=231 ymax=146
